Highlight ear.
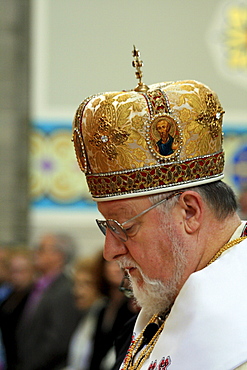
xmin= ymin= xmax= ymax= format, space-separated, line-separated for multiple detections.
xmin=179 ymin=191 xmax=203 ymax=234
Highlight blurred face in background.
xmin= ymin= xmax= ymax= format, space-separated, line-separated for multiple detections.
xmin=10 ymin=254 xmax=35 ymax=290
xmin=103 ymin=260 xmax=124 ymax=288
xmin=34 ymin=235 xmax=64 ymax=275
xmin=73 ymin=270 xmax=100 ymax=310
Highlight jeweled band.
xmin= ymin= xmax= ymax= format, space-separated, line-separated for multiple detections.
xmin=87 ymin=151 xmax=224 ymax=199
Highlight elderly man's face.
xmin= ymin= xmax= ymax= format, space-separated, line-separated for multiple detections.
xmin=97 ymin=196 xmax=192 ymax=315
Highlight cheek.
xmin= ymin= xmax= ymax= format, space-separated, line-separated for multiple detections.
xmin=128 ymin=232 xmax=175 ymax=280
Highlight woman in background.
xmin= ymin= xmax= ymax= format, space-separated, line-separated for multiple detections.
xmin=88 ymin=256 xmax=138 ymax=370
xmin=66 ymin=253 xmax=105 ymax=370
xmin=67 ymin=252 xmax=138 ymax=370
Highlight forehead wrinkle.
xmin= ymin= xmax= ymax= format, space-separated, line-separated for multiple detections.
xmin=98 ymin=202 xmax=135 ymax=222
xmin=97 ymin=197 xmax=151 ymax=221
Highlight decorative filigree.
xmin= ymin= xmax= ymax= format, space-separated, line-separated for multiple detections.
xmin=73 ymin=128 xmax=88 ymax=172
xmin=145 ymin=89 xmax=171 ymax=116
xmin=89 ymin=115 xmax=130 ymax=160
xmin=196 ymin=93 xmax=225 ymax=138
xmin=87 ymin=152 xmax=224 ymax=198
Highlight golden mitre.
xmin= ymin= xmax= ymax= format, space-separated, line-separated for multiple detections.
xmin=72 ymin=47 xmax=225 ymax=201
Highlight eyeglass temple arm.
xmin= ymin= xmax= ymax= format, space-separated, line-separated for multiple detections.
xmin=121 ymin=191 xmax=183 ymax=227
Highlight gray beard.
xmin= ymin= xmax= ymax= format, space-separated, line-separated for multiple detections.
xmin=118 ymin=223 xmax=188 ymax=318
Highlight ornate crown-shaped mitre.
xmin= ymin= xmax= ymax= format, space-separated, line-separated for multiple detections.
xmin=72 ymin=79 xmax=224 ymax=201
xmin=73 ymin=47 xmax=224 ymax=202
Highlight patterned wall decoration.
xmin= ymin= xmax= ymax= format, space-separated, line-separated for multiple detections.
xmin=224 ymin=128 xmax=247 ymax=193
xmin=30 ymin=124 xmax=247 ymax=208
xmin=209 ymin=0 xmax=247 ymax=88
xmin=30 ymin=123 xmax=94 ymax=209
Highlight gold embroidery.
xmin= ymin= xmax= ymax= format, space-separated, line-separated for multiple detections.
xmin=131 ymin=100 xmax=145 ymax=112
xmin=88 ymin=114 xmax=129 ymax=160
xmin=72 ymin=129 xmax=87 ymax=172
xmin=87 ymin=98 xmax=131 ymax=161
xmin=116 ymin=94 xmax=130 ymax=103
xmin=132 ymin=115 xmax=145 ymax=130
xmin=82 ymin=94 xmax=151 ymax=173
xmin=91 ymin=98 xmax=101 ymax=108
xmin=169 ymin=83 xmax=224 ymax=159
xmin=196 ymin=92 xmax=224 ymax=139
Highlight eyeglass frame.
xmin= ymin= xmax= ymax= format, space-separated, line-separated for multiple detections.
xmin=96 ymin=191 xmax=183 ymax=242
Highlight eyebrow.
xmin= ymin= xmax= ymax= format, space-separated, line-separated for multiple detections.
xmin=99 ymin=205 xmax=137 ymax=222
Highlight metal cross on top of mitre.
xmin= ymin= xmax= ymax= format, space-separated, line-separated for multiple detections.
xmin=132 ymin=45 xmax=149 ymax=92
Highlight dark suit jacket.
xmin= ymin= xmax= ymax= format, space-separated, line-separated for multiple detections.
xmin=89 ymin=300 xmax=136 ymax=370
xmin=0 ymin=286 xmax=32 ymax=370
xmin=111 ymin=315 xmax=137 ymax=370
xmin=16 ymin=273 xmax=81 ymax=370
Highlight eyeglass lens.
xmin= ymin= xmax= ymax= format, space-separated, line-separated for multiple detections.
xmin=96 ymin=220 xmax=127 ymax=242
xmin=107 ymin=220 xmax=127 ymax=242
xmin=96 ymin=220 xmax=107 ymax=235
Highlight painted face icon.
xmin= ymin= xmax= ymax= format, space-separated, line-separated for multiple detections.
xmin=155 ymin=119 xmax=174 ymax=156
xmin=156 ymin=120 xmax=171 ymax=142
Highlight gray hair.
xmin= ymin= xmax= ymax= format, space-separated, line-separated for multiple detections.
xmin=149 ymin=181 xmax=237 ymax=220
xmin=50 ymin=233 xmax=77 ymax=265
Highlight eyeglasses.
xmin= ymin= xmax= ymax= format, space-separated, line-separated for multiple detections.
xmin=96 ymin=192 xmax=182 ymax=242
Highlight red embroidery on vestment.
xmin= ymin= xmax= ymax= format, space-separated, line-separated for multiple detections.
xmin=148 ymin=361 xmax=157 ymax=370
xmin=148 ymin=356 xmax=171 ymax=370
xmin=241 ymin=222 xmax=247 ymax=237
xmin=158 ymin=356 xmax=171 ymax=369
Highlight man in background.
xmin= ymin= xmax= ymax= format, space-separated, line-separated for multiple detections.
xmin=16 ymin=233 xmax=81 ymax=370
xmin=0 ymin=248 xmax=35 ymax=370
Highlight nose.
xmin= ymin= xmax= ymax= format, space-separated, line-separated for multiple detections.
xmin=103 ymin=229 xmax=128 ymax=261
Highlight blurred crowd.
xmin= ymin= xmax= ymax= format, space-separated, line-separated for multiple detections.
xmin=0 ymin=233 xmax=139 ymax=370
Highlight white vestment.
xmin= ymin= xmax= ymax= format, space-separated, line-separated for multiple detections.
xmin=121 ymin=223 xmax=247 ymax=370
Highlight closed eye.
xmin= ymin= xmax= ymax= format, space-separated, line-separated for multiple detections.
xmin=123 ymin=223 xmax=140 ymax=237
